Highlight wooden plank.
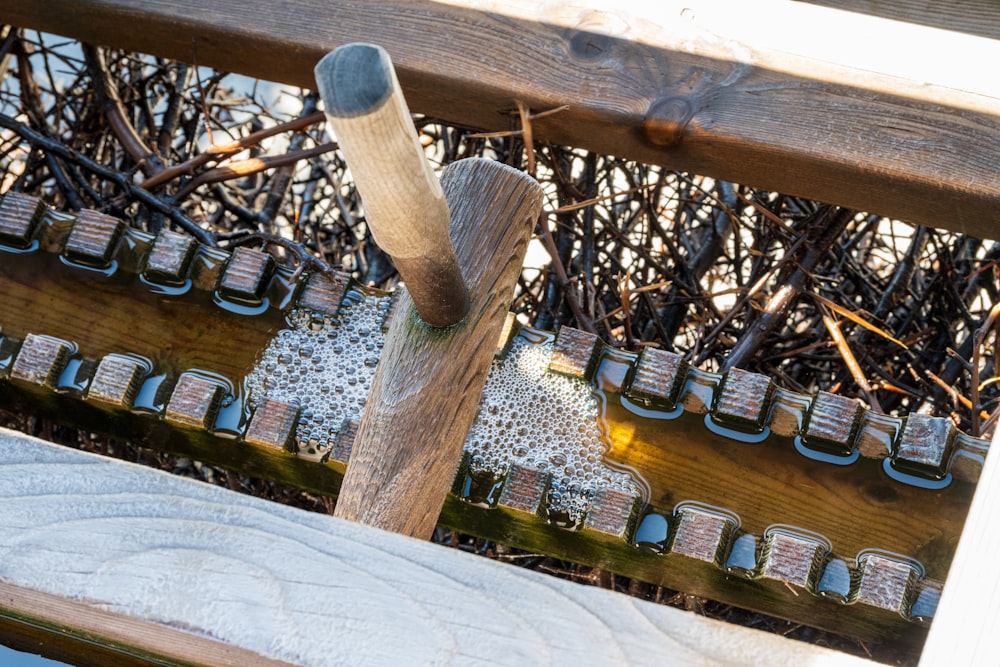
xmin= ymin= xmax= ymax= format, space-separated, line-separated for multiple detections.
xmin=0 ymin=427 xmax=876 ymax=666
xmin=5 ymin=0 xmax=999 ymax=237
xmin=333 ymin=158 xmax=543 ymax=537
xmin=800 ymin=0 xmax=1000 ymax=41
xmin=919 ymin=421 xmax=1000 ymax=665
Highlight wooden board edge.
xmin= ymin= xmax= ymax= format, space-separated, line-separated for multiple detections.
xmin=4 ymin=0 xmax=999 ymax=235
xmin=0 ymin=581 xmax=297 ymax=667
xmin=918 ymin=424 xmax=1000 ymax=666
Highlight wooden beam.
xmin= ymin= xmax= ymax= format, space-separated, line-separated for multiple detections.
xmin=799 ymin=0 xmax=1000 ymax=41
xmin=6 ymin=0 xmax=1000 ymax=237
xmin=333 ymin=159 xmax=542 ymax=536
xmin=0 ymin=427 xmax=877 ymax=666
xmin=919 ymin=419 xmax=1000 ymax=665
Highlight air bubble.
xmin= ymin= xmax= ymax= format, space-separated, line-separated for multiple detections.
xmin=244 ymin=297 xmax=391 ymax=453
xmin=461 ymin=336 xmax=638 ymax=522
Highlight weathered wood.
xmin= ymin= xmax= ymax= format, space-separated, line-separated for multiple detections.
xmin=497 ymin=462 xmax=549 ymax=515
xmin=759 ymin=529 xmax=828 ymax=590
xmin=855 ymin=553 xmax=921 ymax=616
xmin=670 ymin=505 xmax=737 ymax=566
xmin=9 ymin=334 xmax=71 ymax=388
xmin=0 ymin=429 xmax=876 ymax=667
xmin=801 ymin=0 xmax=1000 ymax=40
xmin=143 ymin=227 xmax=198 ymax=284
xmin=63 ymin=209 xmax=122 ymax=267
xmin=801 ymin=390 xmax=863 ymax=454
xmin=218 ymin=246 xmax=275 ymax=302
xmin=334 ymin=158 xmax=543 ymax=537
xmin=7 ymin=0 xmax=1000 ymax=236
xmin=164 ymin=372 xmax=224 ymax=429
xmin=316 ymin=43 xmax=468 ymax=328
xmin=297 ymin=270 xmax=350 ymax=315
xmin=0 ymin=192 xmax=43 ymax=249
xmin=919 ymin=422 xmax=1000 ymax=666
xmin=582 ymin=486 xmax=640 ymax=540
xmin=244 ymin=397 xmax=299 ymax=450
xmin=87 ymin=353 xmax=145 ymax=407
xmin=624 ymin=347 xmax=687 ymax=408
xmin=712 ymin=367 xmax=773 ymax=431
xmin=548 ymin=326 xmax=601 ymax=379
xmin=893 ymin=413 xmax=955 ymax=478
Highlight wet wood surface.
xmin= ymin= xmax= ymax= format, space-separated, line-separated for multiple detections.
xmin=6 ymin=0 xmax=999 ymax=236
xmin=919 ymin=425 xmax=1000 ymax=666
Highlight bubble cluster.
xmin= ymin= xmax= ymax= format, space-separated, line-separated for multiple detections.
xmin=246 ymin=295 xmax=637 ymax=520
xmin=465 ymin=335 xmax=638 ymax=523
xmin=244 ymin=291 xmax=390 ymax=460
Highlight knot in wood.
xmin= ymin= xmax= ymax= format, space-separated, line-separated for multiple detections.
xmin=642 ymin=96 xmax=694 ymax=148
xmin=568 ymin=30 xmax=611 ymax=62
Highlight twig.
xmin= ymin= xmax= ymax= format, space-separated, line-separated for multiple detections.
xmin=0 ymin=112 xmax=215 ymax=246
xmin=925 ymin=370 xmax=990 ymax=423
xmin=821 ymin=309 xmax=883 ymax=413
xmin=537 ymin=211 xmax=596 ymax=334
xmin=81 ymin=44 xmax=164 ymax=176
xmin=173 ymin=142 xmax=337 ymax=201
xmin=228 ymin=232 xmax=336 ymax=282
xmin=720 ymin=206 xmax=855 ymax=371
xmin=141 ymin=110 xmax=325 ymax=191
xmin=971 ymin=302 xmax=1000 ymax=436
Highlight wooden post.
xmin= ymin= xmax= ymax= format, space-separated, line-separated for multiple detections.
xmin=316 ymin=43 xmax=543 ymax=536
xmin=315 ymin=43 xmax=468 ymax=328
xmin=333 ymin=158 xmax=542 ymax=537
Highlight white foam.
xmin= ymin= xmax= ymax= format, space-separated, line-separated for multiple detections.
xmin=245 ymin=295 xmax=637 ymax=518
xmin=466 ymin=336 xmax=638 ymax=521
xmin=244 ymin=291 xmax=390 ymax=460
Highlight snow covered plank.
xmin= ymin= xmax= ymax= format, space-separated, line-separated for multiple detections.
xmin=6 ymin=0 xmax=1000 ymax=237
xmin=0 ymin=428 xmax=873 ymax=666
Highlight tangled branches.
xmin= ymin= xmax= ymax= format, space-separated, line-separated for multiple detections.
xmin=1 ymin=29 xmax=998 ymax=438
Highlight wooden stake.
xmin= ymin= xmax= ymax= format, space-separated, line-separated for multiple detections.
xmin=315 ymin=43 xmax=468 ymax=328
xmin=333 ymin=157 xmax=543 ymax=538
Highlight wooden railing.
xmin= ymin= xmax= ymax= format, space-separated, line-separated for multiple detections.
xmin=1 ymin=2 xmax=999 ymax=665
xmin=6 ymin=0 xmax=1000 ymax=238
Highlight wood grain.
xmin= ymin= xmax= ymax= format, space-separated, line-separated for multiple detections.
xmin=6 ymin=0 xmax=1000 ymax=236
xmin=315 ymin=43 xmax=468 ymax=327
xmin=0 ymin=427 xmax=876 ymax=666
xmin=919 ymin=420 xmax=1000 ymax=665
xmin=334 ymin=158 xmax=543 ymax=537
xmin=800 ymin=0 xmax=1000 ymax=40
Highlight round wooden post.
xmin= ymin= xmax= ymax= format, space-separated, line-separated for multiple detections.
xmin=333 ymin=158 xmax=543 ymax=538
xmin=315 ymin=43 xmax=469 ymax=328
